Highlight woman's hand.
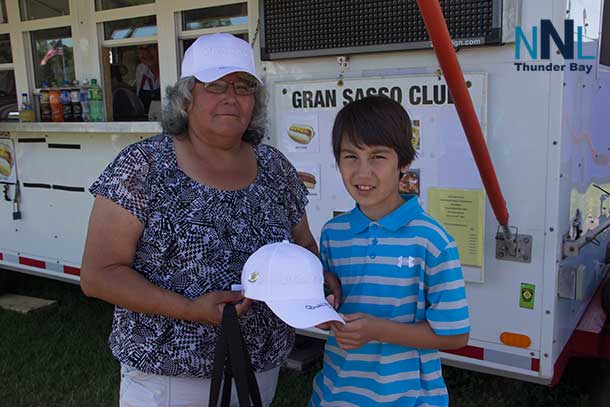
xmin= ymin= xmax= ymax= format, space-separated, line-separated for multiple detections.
xmin=188 ymin=291 xmax=252 ymax=326
xmin=332 ymin=313 xmax=379 ymax=350
xmin=324 ymin=271 xmax=342 ymax=309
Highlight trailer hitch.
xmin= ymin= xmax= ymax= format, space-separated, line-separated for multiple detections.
xmin=495 ymin=226 xmax=533 ymax=263
xmin=563 ymin=218 xmax=610 ymax=258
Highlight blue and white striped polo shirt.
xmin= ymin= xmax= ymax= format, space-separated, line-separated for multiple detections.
xmin=310 ymin=195 xmax=470 ymax=407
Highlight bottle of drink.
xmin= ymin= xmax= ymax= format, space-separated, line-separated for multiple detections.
xmin=80 ymin=79 xmax=90 ymax=122
xmin=88 ymin=79 xmax=104 ymax=122
xmin=19 ymin=93 xmax=35 ymax=122
xmin=40 ymin=82 xmax=51 ymax=122
xmin=49 ymin=80 xmax=64 ymax=122
xmin=60 ymin=80 xmax=73 ymax=122
xmin=71 ymin=80 xmax=82 ymax=122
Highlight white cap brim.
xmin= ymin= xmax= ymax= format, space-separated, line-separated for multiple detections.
xmin=266 ymin=299 xmax=345 ymax=329
xmin=187 ymin=66 xmax=263 ymax=85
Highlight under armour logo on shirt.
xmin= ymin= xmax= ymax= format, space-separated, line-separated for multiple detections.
xmin=397 ymin=256 xmax=415 ymax=268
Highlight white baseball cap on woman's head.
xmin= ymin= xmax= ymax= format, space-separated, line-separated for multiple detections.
xmin=180 ymin=33 xmax=263 ymax=85
xmin=242 ymin=240 xmax=344 ymax=329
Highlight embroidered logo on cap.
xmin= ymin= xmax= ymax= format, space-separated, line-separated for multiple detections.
xmin=248 ymin=271 xmax=259 ymax=283
xmin=305 ymin=301 xmax=332 ymax=310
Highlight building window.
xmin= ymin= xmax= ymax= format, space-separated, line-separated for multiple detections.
xmin=0 ymin=0 xmax=7 ymax=24
xmin=0 ymin=34 xmax=12 ymax=64
xmin=95 ymin=0 xmax=154 ymax=12
xmin=100 ymin=13 xmax=160 ymax=121
xmin=182 ymin=3 xmax=248 ymax=31
xmin=104 ymin=15 xmax=157 ymax=40
xmin=103 ymin=44 xmax=159 ymax=121
xmin=0 ymin=70 xmax=18 ymax=121
xmin=31 ymin=27 xmax=75 ymax=88
xmin=19 ymin=0 xmax=70 ymax=21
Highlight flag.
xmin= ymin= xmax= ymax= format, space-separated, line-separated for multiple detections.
xmin=40 ymin=46 xmax=63 ymax=66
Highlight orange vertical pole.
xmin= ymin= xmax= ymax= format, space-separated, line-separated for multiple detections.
xmin=416 ymin=0 xmax=510 ymax=227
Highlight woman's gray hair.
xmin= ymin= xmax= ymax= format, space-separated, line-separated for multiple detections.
xmin=161 ymin=75 xmax=267 ymax=145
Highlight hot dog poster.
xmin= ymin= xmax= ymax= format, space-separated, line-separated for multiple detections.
xmin=296 ymin=164 xmax=321 ymax=200
xmin=281 ymin=114 xmax=320 ymax=153
xmin=399 ymin=168 xmax=421 ymax=196
xmin=411 ymin=119 xmax=422 ymax=152
xmin=271 ymin=73 xmax=487 ymax=281
xmin=0 ymin=138 xmax=16 ymax=184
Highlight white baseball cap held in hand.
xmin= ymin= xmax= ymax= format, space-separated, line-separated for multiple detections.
xmin=180 ymin=33 xmax=263 ymax=85
xmin=242 ymin=240 xmax=344 ymax=329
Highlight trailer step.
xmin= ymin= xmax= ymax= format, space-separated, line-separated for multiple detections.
xmin=0 ymin=293 xmax=57 ymax=314
xmin=553 ymin=266 xmax=610 ymax=385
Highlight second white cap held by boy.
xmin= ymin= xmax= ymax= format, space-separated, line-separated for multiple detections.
xmin=241 ymin=240 xmax=344 ymax=329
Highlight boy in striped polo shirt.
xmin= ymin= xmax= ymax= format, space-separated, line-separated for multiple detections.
xmin=310 ymin=95 xmax=470 ymax=407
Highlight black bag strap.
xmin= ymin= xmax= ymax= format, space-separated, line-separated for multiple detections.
xmin=209 ymin=314 xmax=228 ymax=406
xmin=209 ymin=304 xmax=262 ymax=407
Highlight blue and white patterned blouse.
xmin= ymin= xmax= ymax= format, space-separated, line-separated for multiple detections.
xmin=90 ymin=133 xmax=308 ymax=378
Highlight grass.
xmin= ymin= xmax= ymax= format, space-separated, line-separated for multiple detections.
xmin=0 ymin=271 xmax=608 ymax=407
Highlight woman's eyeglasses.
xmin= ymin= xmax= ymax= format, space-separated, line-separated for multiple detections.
xmin=202 ymin=79 xmax=258 ymax=96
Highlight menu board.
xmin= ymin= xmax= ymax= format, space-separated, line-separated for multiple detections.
xmin=271 ymin=73 xmax=487 ymax=282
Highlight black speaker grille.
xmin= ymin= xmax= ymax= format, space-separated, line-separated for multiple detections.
xmin=260 ymin=0 xmax=502 ymax=60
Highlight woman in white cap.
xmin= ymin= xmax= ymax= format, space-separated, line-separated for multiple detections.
xmin=80 ymin=33 xmax=321 ymax=406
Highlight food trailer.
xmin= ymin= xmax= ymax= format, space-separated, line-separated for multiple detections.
xmin=0 ymin=0 xmax=609 ymax=385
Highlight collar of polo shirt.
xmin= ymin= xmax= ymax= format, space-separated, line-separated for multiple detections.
xmin=349 ymin=194 xmax=423 ymax=233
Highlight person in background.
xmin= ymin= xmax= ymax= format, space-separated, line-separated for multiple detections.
xmin=81 ymin=33 xmax=321 ymax=407
xmin=0 ymin=71 xmax=18 ymax=120
xmin=135 ymin=44 xmax=160 ymax=113
xmin=111 ymin=63 xmax=145 ymax=121
xmin=310 ymin=95 xmax=470 ymax=407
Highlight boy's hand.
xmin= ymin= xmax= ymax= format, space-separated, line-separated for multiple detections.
xmin=332 ymin=313 xmax=379 ymax=350
xmin=324 ymin=271 xmax=342 ymax=309
xmin=315 ymin=294 xmax=342 ymax=330
xmin=315 ymin=320 xmax=343 ymax=331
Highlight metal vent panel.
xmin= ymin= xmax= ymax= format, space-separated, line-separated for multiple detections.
xmin=260 ymin=0 xmax=502 ymax=60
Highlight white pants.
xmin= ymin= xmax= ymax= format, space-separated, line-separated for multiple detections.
xmin=119 ymin=364 xmax=280 ymax=407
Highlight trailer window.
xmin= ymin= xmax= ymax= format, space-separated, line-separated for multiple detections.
xmin=182 ymin=3 xmax=248 ymax=31
xmin=601 ymin=0 xmax=610 ymax=66
xmin=104 ymin=15 xmax=157 ymax=41
xmin=19 ymin=0 xmax=70 ymax=21
xmin=0 ymin=1 xmax=7 ymax=24
xmin=0 ymin=33 xmax=12 ymax=64
xmin=95 ymin=0 xmax=154 ymax=12
xmin=103 ymin=44 xmax=159 ymax=122
xmin=30 ymin=27 xmax=75 ymax=88
xmin=0 ymin=70 xmax=17 ymax=121
xmin=178 ymin=4 xmax=249 ymax=63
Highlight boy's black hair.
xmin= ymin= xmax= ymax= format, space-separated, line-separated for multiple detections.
xmin=332 ymin=95 xmax=417 ymax=167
